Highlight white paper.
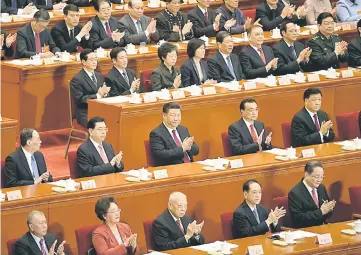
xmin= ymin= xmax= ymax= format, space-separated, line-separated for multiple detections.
xmin=334 ymin=140 xmax=353 ymax=146
xmin=120 ymin=169 xmax=152 ymax=179
xmin=214 ymin=81 xmax=240 ymax=90
xmin=49 ymin=179 xmax=79 ymax=189
xmin=264 ymin=148 xmax=288 ymax=156
xmin=179 ymin=85 xmax=202 ymax=96
xmin=196 ymin=158 xmax=229 ymax=167
xmin=274 ymin=230 xmax=318 ymax=239
xmin=143 ymin=252 xmax=171 ymax=255
xmin=96 ymin=96 xmax=130 ymax=104
xmin=191 ymin=241 xmax=238 ymax=252
xmin=312 ymin=70 xmax=329 ymax=76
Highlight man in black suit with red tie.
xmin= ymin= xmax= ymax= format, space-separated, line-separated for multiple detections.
xmin=187 ymin=0 xmax=221 ymax=38
xmin=288 ymin=161 xmax=335 ymax=228
xmin=291 ymin=88 xmax=335 ymax=147
xmin=5 ymin=128 xmax=53 ymax=188
xmin=77 ymin=117 xmax=124 ymax=177
xmin=233 ymin=180 xmax=285 ymax=239
xmin=228 ymin=98 xmax=272 ymax=156
xmin=240 ymin=25 xmax=278 ymax=79
xmin=152 ymin=192 xmax=205 ymax=251
xmin=149 ymin=102 xmax=199 ymax=167
xmin=51 ymin=4 xmax=92 ymax=53
xmin=70 ymin=49 xmax=110 ymax=127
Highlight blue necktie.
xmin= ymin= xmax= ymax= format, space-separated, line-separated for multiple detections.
xmin=253 ymin=208 xmax=260 ymax=224
xmin=226 ymin=56 xmax=237 ymax=80
xmin=31 ymin=156 xmax=40 ymax=179
xmin=136 ymin=20 xmax=142 ymax=34
xmin=290 ymin=45 xmax=297 ymax=59
xmin=12 ymin=0 xmax=17 ymax=8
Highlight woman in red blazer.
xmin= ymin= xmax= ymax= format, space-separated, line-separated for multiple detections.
xmin=92 ymin=196 xmax=139 ymax=255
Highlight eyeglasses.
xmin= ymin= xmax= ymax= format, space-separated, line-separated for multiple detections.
xmin=95 ymin=128 xmax=108 ymax=132
xmin=87 ymin=57 xmax=98 ymax=62
xmin=310 ymin=175 xmax=325 ymax=180
xmin=100 ymin=7 xmax=111 ymax=12
xmin=107 ymin=208 xmax=121 ymax=214
xmin=322 ymin=21 xmax=335 ymax=26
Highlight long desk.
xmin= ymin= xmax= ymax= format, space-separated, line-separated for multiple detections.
xmin=1 ymin=27 xmax=357 ymax=132
xmin=0 ymin=117 xmax=18 ymax=160
xmin=1 ymin=142 xmax=361 ymax=255
xmin=165 ymin=221 xmax=361 ymax=255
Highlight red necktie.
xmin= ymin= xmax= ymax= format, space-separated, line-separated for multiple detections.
xmin=98 ymin=144 xmax=109 ymax=163
xmin=35 ymin=32 xmax=41 ymax=54
xmin=105 ymin=22 xmax=111 ymax=37
xmin=171 ymin=130 xmax=190 ymax=163
xmin=312 ymin=189 xmax=319 ymax=208
xmin=313 ymin=114 xmax=320 ymax=131
xmin=39 ymin=239 xmax=47 ymax=255
xmin=204 ymin=11 xmax=208 ymax=22
xmin=176 ymin=219 xmax=185 ymax=234
xmin=258 ymin=48 xmax=266 ymax=65
xmin=250 ymin=124 xmax=258 ymax=143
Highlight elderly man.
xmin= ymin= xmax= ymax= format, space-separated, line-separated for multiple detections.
xmin=15 ymin=210 xmax=66 ymax=255
xmin=233 ymin=179 xmax=285 ymax=238
xmin=119 ymin=0 xmax=159 ymax=44
xmin=152 ymin=192 xmax=205 ymax=251
xmin=289 ymin=161 xmax=335 ymax=228
xmin=150 ymin=102 xmax=199 ymax=167
xmin=5 ymin=128 xmax=53 ymax=188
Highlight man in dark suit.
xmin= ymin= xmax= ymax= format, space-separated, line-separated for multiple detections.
xmin=5 ymin=128 xmax=53 ymax=188
xmin=89 ymin=0 xmax=126 ymax=49
xmin=51 ymin=4 xmax=92 ymax=53
xmin=233 ymin=180 xmax=285 ymax=239
xmin=291 ymin=88 xmax=335 ymax=147
xmin=106 ymin=47 xmax=140 ymax=96
xmin=1 ymin=30 xmax=16 ymax=59
xmin=240 ymin=25 xmax=278 ymax=79
xmin=348 ymin=19 xmax=361 ymax=67
xmin=70 ymin=49 xmax=110 ymax=127
xmin=153 ymin=192 xmax=205 ymax=251
xmin=289 ymin=161 xmax=335 ymax=228
xmin=308 ymin=12 xmax=349 ymax=71
xmin=208 ymin=31 xmax=245 ymax=82
xmin=273 ymin=21 xmax=312 ymax=75
xmin=187 ymin=0 xmax=221 ymax=38
xmin=77 ymin=116 xmax=124 ymax=177
xmin=119 ymin=0 xmax=159 ymax=45
xmin=255 ymin=0 xmax=305 ymax=31
xmin=150 ymin=102 xmax=199 ymax=167
xmin=16 ymin=10 xmax=61 ymax=59
xmin=156 ymin=0 xmax=194 ymax=42
xmin=1 ymin=0 xmax=34 ymax=15
xmin=228 ymin=98 xmax=272 ymax=156
xmin=32 ymin=0 xmax=66 ymax=11
xmin=15 ymin=210 xmax=66 ymax=255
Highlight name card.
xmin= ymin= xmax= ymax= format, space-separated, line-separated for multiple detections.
xmin=341 ymin=70 xmax=354 ymax=78
xmin=143 ymin=94 xmax=157 ymax=103
xmin=79 ymin=8 xmax=85 ymax=14
xmin=6 ymin=190 xmax=22 ymax=201
xmin=43 ymin=58 xmax=54 ymax=65
xmin=80 ymin=179 xmax=97 ymax=190
xmin=307 ymin=73 xmax=320 ymax=82
xmin=203 ymin=86 xmax=216 ymax=95
xmin=316 ymin=233 xmax=333 ymax=245
xmin=247 ymin=244 xmax=264 ymax=255
xmin=302 ymin=148 xmax=316 ymax=158
xmin=244 ymin=82 xmax=257 ymax=90
xmin=139 ymin=47 xmax=149 ymax=54
xmin=230 ymin=159 xmax=244 ymax=169
xmin=171 ymin=90 xmax=186 ymax=99
xmin=49 ymin=12 xmax=54 ymax=18
xmin=278 ymin=77 xmax=291 ymax=86
xmin=341 ymin=24 xmax=352 ymax=31
xmin=153 ymin=169 xmax=168 ymax=179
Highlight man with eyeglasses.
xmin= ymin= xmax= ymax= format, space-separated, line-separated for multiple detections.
xmin=288 ymin=161 xmax=335 ymax=228
xmin=228 ymin=98 xmax=272 ymax=156
xmin=308 ymin=12 xmax=349 ymax=71
xmin=149 ymin=102 xmax=199 ymax=167
xmin=233 ymin=179 xmax=286 ymax=239
xmin=291 ymin=88 xmax=335 ymax=147
xmin=15 ymin=210 xmax=66 ymax=255
xmin=77 ymin=116 xmax=124 ymax=178
xmin=71 ymin=48 xmax=110 ymax=128
xmin=152 ymin=192 xmax=205 ymax=251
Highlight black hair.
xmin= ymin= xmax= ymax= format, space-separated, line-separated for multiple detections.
xmin=240 ymin=98 xmax=257 ymax=111
xmin=63 ymin=4 xmax=79 ymax=15
xmin=304 ymin=88 xmax=322 ymax=101
xmin=95 ymin=196 xmax=118 ymax=221
xmin=87 ymin=116 xmax=106 ymax=129
xmin=187 ymin=38 xmax=205 ymax=58
xmin=243 ymin=179 xmax=261 ymax=192
xmin=304 ymin=161 xmax=323 ymax=174
xmin=80 ymin=48 xmax=93 ymax=61
xmin=317 ymin=12 xmax=335 ymax=25
xmin=280 ymin=21 xmax=295 ymax=34
xmin=33 ymin=9 xmax=50 ymax=22
xmin=93 ymin=0 xmax=111 ymax=12
xmin=158 ymin=42 xmax=178 ymax=62
xmin=109 ymin=47 xmax=126 ymax=60
xmin=216 ymin=31 xmax=231 ymax=43
xmin=20 ymin=128 xmax=35 ymax=147
xmin=163 ymin=102 xmax=181 ymax=113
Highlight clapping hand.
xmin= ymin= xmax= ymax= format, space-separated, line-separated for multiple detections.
xmin=173 ymin=74 xmax=181 ymax=89
xmin=320 ymin=200 xmax=336 ymax=215
xmin=320 ymin=120 xmax=333 ymax=135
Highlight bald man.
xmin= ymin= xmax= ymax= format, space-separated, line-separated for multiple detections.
xmin=152 ymin=192 xmax=205 ymax=251
xmin=15 ymin=211 xmax=66 ymax=255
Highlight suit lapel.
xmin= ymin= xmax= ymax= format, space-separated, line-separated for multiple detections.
xmin=126 ymin=15 xmax=138 ymax=34
xmin=230 ymin=54 xmax=240 ymax=80
xmin=62 ymin=21 xmax=70 ymax=42
xmin=249 ymin=46 xmax=264 ymax=66
xmin=27 ymin=232 xmax=43 ymax=255
xmin=161 ymin=124 xmax=178 ymax=147
xmin=102 ymin=142 xmax=112 ymax=162
xmin=96 ymin=16 xmax=108 ymax=39
xmin=243 ymin=202 xmax=259 ymax=225
xmin=302 ymin=108 xmax=318 ymax=132
xmin=27 ymin=24 xmax=36 ymax=52
xmin=81 ymin=69 xmax=98 ymax=93
xmin=19 ymin=149 xmax=35 ymax=180
xmin=240 ymin=118 xmax=254 ymax=144
xmin=190 ymin=59 xmax=200 ymax=84
xmin=261 ymin=45 xmax=272 ymax=63
xmin=281 ymin=39 xmax=296 ymax=61
xmin=200 ymin=60 xmax=208 ymax=81
xmin=300 ymin=181 xmax=318 ymax=208
xmin=216 ymin=51 xmax=233 ymax=78
xmin=87 ymin=139 xmax=107 ymax=164
xmin=165 ymin=210 xmax=185 ymax=236
xmin=196 ymin=6 xmax=208 ymax=25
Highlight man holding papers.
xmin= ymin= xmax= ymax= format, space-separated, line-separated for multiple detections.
xmin=152 ymin=192 xmax=205 ymax=251
xmin=228 ymin=98 xmax=272 ymax=156
xmin=232 ymin=179 xmax=285 ymax=238
xmin=288 ymin=161 xmax=335 ymax=228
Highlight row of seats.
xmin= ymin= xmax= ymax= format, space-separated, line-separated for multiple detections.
xmin=5 ymin=184 xmax=361 ymax=254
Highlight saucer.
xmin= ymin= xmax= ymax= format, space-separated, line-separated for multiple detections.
xmin=286 ymin=241 xmax=297 ymax=245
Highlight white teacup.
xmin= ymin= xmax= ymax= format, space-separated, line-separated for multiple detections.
xmin=139 ymin=168 xmax=149 ymax=180
xmin=2 ymin=13 xmax=10 ymax=21
xmin=61 ymin=51 xmax=71 ymax=62
xmin=354 ymin=220 xmax=361 ymax=232
xmin=287 ymin=147 xmax=297 ymax=158
xmin=30 ymin=54 xmax=42 ymax=65
xmin=271 ymin=28 xmax=281 ymax=38
xmin=354 ymin=138 xmax=361 ymax=150
xmin=285 ymin=231 xmax=294 ymax=243
xmin=221 ymin=242 xmax=231 ymax=254
xmin=214 ymin=159 xmax=225 ymax=170
xmin=96 ymin=47 xmax=105 ymax=58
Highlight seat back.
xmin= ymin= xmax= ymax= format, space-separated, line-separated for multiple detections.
xmin=75 ymin=225 xmax=99 ymax=255
xmin=221 ymin=132 xmax=232 ymax=157
xmin=140 ymin=70 xmax=153 ymax=92
xmin=1 ymin=160 xmax=5 ymax=188
xmin=281 ymin=122 xmax=292 ymax=148
xmin=143 ymin=218 xmax=155 ymax=252
xmin=144 ymin=140 xmax=156 ymax=167
xmin=336 ymin=112 xmax=361 ymax=140
xmin=7 ymin=238 xmax=17 ymax=255
xmin=243 ymin=9 xmax=256 ymax=21
xmin=68 ymin=80 xmax=76 ymax=128
xmin=68 ymin=151 xmax=79 ymax=179
xmin=349 ymin=185 xmax=361 ymax=214
xmin=271 ymin=196 xmax=291 ymax=228
xmin=220 ymin=212 xmax=233 ymax=240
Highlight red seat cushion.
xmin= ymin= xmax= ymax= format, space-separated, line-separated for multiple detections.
xmin=271 ymin=196 xmax=291 ymax=228
xmin=144 ymin=140 xmax=156 ymax=167
xmin=75 ymin=225 xmax=99 ymax=255
xmin=220 ymin=212 xmax=233 ymax=240
xmin=143 ymin=219 xmax=155 ymax=252
xmin=281 ymin=122 xmax=292 ymax=148
xmin=221 ymin=132 xmax=232 ymax=157
xmin=243 ymin=9 xmax=256 ymax=21
xmin=7 ymin=238 xmax=17 ymax=255
xmin=72 ymin=119 xmax=88 ymax=132
xmin=349 ymin=185 xmax=361 ymax=214
xmin=336 ymin=112 xmax=361 ymax=141
xmin=68 ymin=151 xmax=79 ymax=179
xmin=141 ymin=70 xmax=153 ymax=92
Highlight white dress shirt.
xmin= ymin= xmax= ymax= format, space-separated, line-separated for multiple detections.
xmin=242 ymin=118 xmax=258 ymax=140
xmin=30 ymin=232 xmax=49 ymax=254
xmin=305 ymin=107 xmax=329 ymax=143
xmin=163 ymin=122 xmax=191 ymax=160
xmin=303 ymin=179 xmax=319 ymax=201
xmin=21 ymin=147 xmax=36 ymax=179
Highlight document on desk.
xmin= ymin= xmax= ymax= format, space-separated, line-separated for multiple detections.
xmin=334 ymin=140 xmax=353 ymax=146
xmin=191 ymin=241 xmax=238 ymax=251
xmin=274 ymin=230 xmax=318 ymax=239
xmin=96 ymin=96 xmax=130 ymax=104
xmin=196 ymin=158 xmax=229 ymax=166
xmin=264 ymin=148 xmax=288 ymax=156
xmin=143 ymin=252 xmax=171 ymax=255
